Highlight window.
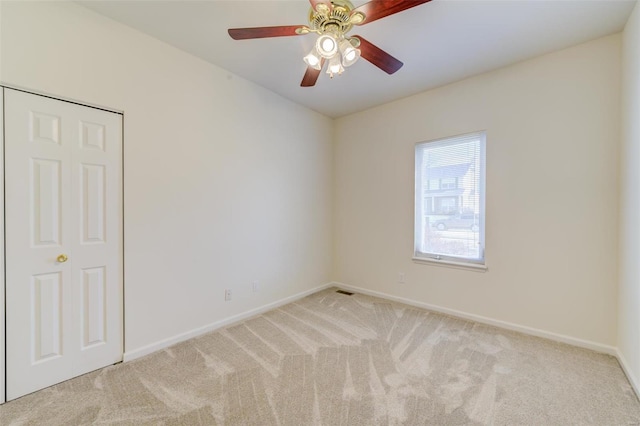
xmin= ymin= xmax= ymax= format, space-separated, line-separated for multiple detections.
xmin=414 ymin=132 xmax=486 ymax=266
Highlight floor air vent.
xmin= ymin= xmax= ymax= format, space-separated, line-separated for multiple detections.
xmin=336 ymin=290 xmax=354 ymax=296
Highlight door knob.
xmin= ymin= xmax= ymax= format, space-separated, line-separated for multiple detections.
xmin=57 ymin=254 xmax=68 ymax=263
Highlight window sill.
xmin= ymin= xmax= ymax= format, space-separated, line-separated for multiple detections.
xmin=412 ymin=256 xmax=487 ymax=272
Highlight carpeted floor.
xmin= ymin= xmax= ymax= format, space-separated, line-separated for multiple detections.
xmin=1 ymin=287 xmax=639 ymax=425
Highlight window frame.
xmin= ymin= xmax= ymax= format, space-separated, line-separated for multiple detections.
xmin=413 ymin=131 xmax=487 ymax=269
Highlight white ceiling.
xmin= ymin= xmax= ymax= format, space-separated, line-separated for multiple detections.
xmin=79 ymin=0 xmax=635 ymax=118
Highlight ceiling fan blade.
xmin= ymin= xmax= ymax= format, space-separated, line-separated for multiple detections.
xmin=301 ymin=59 xmax=326 ymax=87
xmin=309 ymin=0 xmax=332 ymax=13
xmin=228 ymin=25 xmax=306 ymax=40
xmin=354 ymin=36 xmax=403 ymax=74
xmin=351 ymin=0 xmax=432 ymax=26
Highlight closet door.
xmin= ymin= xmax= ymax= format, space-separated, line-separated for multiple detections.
xmin=5 ymin=89 xmax=123 ymax=400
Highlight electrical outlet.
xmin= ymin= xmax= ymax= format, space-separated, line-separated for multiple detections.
xmin=398 ymin=272 xmax=405 ymax=284
xmin=252 ymin=281 xmax=259 ymax=293
xmin=225 ymin=289 xmax=232 ymax=301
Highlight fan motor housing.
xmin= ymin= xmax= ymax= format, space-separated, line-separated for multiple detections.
xmin=308 ymin=0 xmax=356 ymax=34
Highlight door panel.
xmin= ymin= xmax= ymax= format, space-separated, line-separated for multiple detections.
xmin=30 ymin=111 xmax=61 ymax=145
xmin=81 ymin=267 xmax=107 ymax=349
xmin=81 ymin=164 xmax=106 ymax=243
xmin=31 ymin=158 xmax=63 ymax=246
xmin=5 ymin=88 xmax=123 ymax=401
xmin=32 ymin=272 xmax=64 ymax=362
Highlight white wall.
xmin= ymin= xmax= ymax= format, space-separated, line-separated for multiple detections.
xmin=0 ymin=0 xmax=4 ymax=404
xmin=0 ymin=2 xmax=3 ymax=82
xmin=0 ymin=1 xmax=333 ymax=356
xmin=334 ymin=35 xmax=621 ymax=347
xmin=619 ymin=1 xmax=640 ymax=390
xmin=0 ymin=0 xmax=4 ymax=398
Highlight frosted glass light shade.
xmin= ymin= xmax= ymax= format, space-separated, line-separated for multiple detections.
xmin=303 ymin=47 xmax=322 ymax=70
xmin=340 ymin=39 xmax=360 ymax=67
xmin=316 ymin=34 xmax=338 ymax=58
xmin=326 ymin=55 xmax=344 ymax=77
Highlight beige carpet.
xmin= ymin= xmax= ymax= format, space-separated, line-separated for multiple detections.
xmin=1 ymin=287 xmax=639 ymax=425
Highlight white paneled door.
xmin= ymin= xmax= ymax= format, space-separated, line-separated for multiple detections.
xmin=5 ymin=88 xmax=123 ymax=401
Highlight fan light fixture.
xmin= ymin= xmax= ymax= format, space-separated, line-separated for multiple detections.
xmin=301 ymin=1 xmax=361 ymax=80
xmin=304 ymin=34 xmax=359 ymax=77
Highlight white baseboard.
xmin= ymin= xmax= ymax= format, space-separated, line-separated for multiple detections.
xmin=123 ymin=282 xmax=333 ymax=362
xmin=616 ymin=349 xmax=640 ymax=398
xmin=332 ymin=281 xmax=617 ymax=356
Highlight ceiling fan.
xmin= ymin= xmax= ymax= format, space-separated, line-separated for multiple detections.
xmin=228 ymin=0 xmax=432 ymax=87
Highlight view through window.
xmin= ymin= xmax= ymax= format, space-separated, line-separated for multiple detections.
xmin=414 ymin=132 xmax=486 ymax=264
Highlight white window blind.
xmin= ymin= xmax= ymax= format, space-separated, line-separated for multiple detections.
xmin=414 ymin=132 xmax=486 ymax=265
